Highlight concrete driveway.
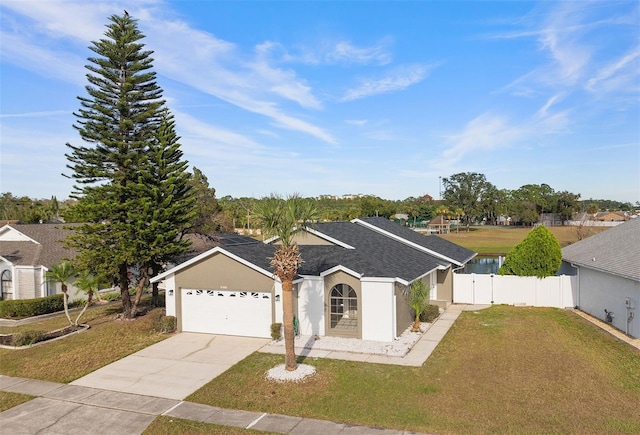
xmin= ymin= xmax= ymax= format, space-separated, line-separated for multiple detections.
xmin=71 ymin=333 xmax=269 ymax=400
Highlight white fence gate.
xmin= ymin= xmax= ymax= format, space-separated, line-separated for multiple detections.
xmin=453 ymin=274 xmax=577 ymax=308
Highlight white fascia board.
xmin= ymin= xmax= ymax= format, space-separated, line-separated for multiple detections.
xmin=303 ymin=227 xmax=355 ymax=249
xmin=297 ymin=275 xmax=323 ymax=281
xmin=352 ymin=218 xmax=462 ymax=266
xmin=264 ymin=226 xmax=355 ymax=250
xmin=408 ymin=267 xmax=441 ymax=284
xmin=320 ymin=265 xmax=362 ymax=279
xmin=361 ymin=276 xmax=405 ymax=285
xmin=263 ymin=235 xmax=278 ymax=245
xmin=150 ymin=247 xmax=274 ymax=283
xmin=0 ymin=225 xmax=40 ymax=244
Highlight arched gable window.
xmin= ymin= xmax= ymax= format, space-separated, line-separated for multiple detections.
xmin=329 ymin=283 xmax=358 ymax=335
xmin=1 ymin=269 xmax=13 ymax=300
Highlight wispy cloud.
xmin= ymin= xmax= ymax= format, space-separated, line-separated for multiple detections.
xmin=0 ymin=110 xmax=71 ymax=118
xmin=345 ymin=119 xmax=368 ymax=126
xmin=437 ymin=106 xmax=571 ymax=168
xmin=340 ymin=63 xmax=433 ymax=102
xmin=325 ymin=37 xmax=393 ymax=65
xmin=586 ymin=49 xmax=640 ymax=94
xmin=0 ymin=1 xmax=337 ymax=144
xmin=495 ymin=1 xmax=639 ymax=98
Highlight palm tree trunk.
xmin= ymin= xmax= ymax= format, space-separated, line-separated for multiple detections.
xmin=61 ymin=284 xmax=73 ymax=326
xmin=281 ymin=279 xmax=297 ymax=371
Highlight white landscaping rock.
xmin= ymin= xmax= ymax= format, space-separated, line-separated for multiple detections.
xmin=268 ymin=322 xmax=431 ymax=357
xmin=266 ymin=363 xmax=317 ymax=382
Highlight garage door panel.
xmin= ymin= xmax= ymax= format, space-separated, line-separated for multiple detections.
xmin=181 ymin=289 xmax=272 ymax=338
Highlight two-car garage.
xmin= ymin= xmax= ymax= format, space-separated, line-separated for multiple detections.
xmin=152 ymin=244 xmax=279 ymax=339
xmin=180 ymin=288 xmax=273 ymax=338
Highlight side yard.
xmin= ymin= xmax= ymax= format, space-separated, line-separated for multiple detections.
xmin=186 ymin=306 xmax=640 ymax=434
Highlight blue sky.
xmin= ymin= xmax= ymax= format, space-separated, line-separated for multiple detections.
xmin=1 ymin=1 xmax=639 ymax=203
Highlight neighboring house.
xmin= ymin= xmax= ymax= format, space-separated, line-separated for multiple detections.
xmin=560 ymin=218 xmax=639 ymax=338
xmin=0 ymin=224 xmax=78 ymax=300
xmin=594 ymin=211 xmax=628 ymax=222
xmin=152 ymin=217 xmax=475 ymax=341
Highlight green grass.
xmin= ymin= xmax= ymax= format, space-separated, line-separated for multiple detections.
xmin=0 ymin=391 xmax=34 ymax=412
xmin=187 ymin=306 xmax=640 ymax=435
xmin=143 ymin=416 xmax=278 ymax=434
xmin=439 ymin=225 xmax=609 ymax=255
xmin=0 ymin=303 xmax=170 ymax=383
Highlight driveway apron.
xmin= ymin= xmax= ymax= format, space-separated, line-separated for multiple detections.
xmin=71 ymin=333 xmax=269 ymax=400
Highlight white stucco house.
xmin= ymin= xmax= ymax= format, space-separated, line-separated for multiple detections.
xmin=561 ymin=218 xmax=639 ymax=338
xmin=0 ymin=223 xmax=78 ymax=300
xmin=151 ymin=217 xmax=476 ymax=342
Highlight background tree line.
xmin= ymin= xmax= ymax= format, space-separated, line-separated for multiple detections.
xmin=2 ymin=175 xmax=636 ymax=229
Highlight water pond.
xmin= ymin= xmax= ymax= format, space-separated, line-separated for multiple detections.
xmin=462 ymin=256 xmax=503 ymax=274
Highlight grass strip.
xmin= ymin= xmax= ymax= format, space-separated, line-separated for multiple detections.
xmin=143 ymin=416 xmax=278 ymax=434
xmin=0 ymin=391 xmax=34 ymax=412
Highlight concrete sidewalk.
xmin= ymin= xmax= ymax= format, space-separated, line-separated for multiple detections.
xmin=0 ymin=375 xmax=427 ymax=434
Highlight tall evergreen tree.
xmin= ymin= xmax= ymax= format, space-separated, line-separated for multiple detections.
xmin=64 ymin=13 xmax=177 ymax=318
xmin=131 ymin=108 xmax=196 ymax=309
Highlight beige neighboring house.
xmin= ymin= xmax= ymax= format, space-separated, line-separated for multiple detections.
xmin=0 ymin=223 xmax=78 ymax=300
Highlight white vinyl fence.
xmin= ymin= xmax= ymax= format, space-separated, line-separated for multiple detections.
xmin=453 ymin=274 xmax=577 ymax=308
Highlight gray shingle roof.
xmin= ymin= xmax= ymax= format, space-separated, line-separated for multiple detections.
xmin=562 ymin=218 xmax=640 ymax=281
xmin=354 ymin=217 xmax=476 ymax=265
xmin=0 ymin=224 xmax=77 ymax=268
xmin=156 ymin=219 xmax=476 ymax=284
xmin=308 ymin=221 xmax=451 ymax=281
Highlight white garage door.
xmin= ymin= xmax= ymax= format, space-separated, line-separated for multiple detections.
xmin=181 ymin=289 xmax=272 ymax=338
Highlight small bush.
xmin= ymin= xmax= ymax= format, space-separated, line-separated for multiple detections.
xmin=0 ymin=294 xmax=65 ymax=318
xmin=420 ymin=304 xmax=441 ymax=323
xmin=11 ymin=330 xmax=45 ymax=346
xmin=154 ymin=315 xmax=176 ymax=333
xmin=270 ymin=322 xmax=282 ymax=340
xmin=100 ymin=291 xmax=121 ymax=301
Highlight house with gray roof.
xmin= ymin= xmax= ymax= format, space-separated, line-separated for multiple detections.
xmin=151 ymin=217 xmax=475 ymax=342
xmin=0 ymin=223 xmax=78 ymax=300
xmin=561 ymin=218 xmax=640 ymax=338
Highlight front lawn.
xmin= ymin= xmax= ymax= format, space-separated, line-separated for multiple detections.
xmin=0 ymin=303 xmax=170 ymax=383
xmin=187 ymin=306 xmax=640 ymax=434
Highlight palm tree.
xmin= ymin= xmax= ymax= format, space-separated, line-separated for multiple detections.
xmin=253 ymin=194 xmax=319 ymax=372
xmin=408 ymin=279 xmax=429 ymax=332
xmin=73 ymin=271 xmax=105 ymax=325
xmin=45 ymin=261 xmax=76 ymax=326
